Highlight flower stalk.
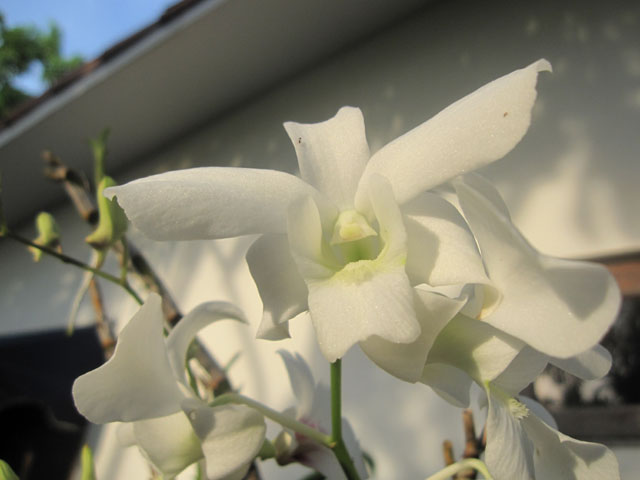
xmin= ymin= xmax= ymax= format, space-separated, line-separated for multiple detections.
xmin=211 ymin=393 xmax=333 ymax=447
xmin=425 ymin=458 xmax=494 ymax=480
xmin=331 ymin=359 xmax=362 ymax=480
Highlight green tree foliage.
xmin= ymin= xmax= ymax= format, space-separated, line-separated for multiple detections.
xmin=0 ymin=12 xmax=84 ymax=119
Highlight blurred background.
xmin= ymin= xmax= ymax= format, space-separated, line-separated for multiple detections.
xmin=0 ymin=0 xmax=639 ymax=478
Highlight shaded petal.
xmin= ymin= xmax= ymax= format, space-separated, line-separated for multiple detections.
xmin=300 ymin=445 xmax=347 ymax=480
xmin=427 ymin=314 xmax=525 ymax=385
xmin=166 ymin=300 xmax=246 ymax=388
xmin=522 ymin=408 xmax=620 ymax=480
xmin=72 ymin=294 xmax=185 ymax=423
xmin=402 ymin=192 xmax=489 ymax=287
xmin=278 ymin=350 xmax=316 ymax=419
xmin=247 ymin=234 xmax=308 ymax=340
xmin=549 ymin=344 xmax=612 ymax=380
xmin=302 ymin=178 xmax=419 ymax=362
xmin=106 ymin=167 xmax=332 ymax=240
xmin=420 ymin=363 xmax=473 ymax=408
xmin=355 ymin=59 xmax=551 ymax=211
xmin=361 ymin=288 xmax=465 ymax=382
xmin=284 ymin=106 xmax=369 ymax=209
xmin=455 ymin=174 xmax=621 ymax=358
xmin=484 ymin=388 xmax=535 ymax=480
xmin=184 ymin=401 xmax=266 ymax=480
xmin=492 ymin=346 xmax=548 ymax=395
xmin=133 ymin=412 xmax=203 ymax=479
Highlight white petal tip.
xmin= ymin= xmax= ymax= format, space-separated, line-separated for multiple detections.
xmin=533 ymin=58 xmax=552 ymax=73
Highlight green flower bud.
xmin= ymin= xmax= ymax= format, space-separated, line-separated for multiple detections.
xmin=85 ymin=176 xmax=128 ymax=250
xmin=30 ymin=211 xmax=61 ymax=261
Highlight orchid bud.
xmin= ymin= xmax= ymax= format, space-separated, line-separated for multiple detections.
xmin=30 ymin=211 xmax=61 ymax=261
xmin=85 ymin=176 xmax=127 ymax=250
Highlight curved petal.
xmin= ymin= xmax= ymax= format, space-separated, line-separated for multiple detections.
xmin=105 ymin=167 xmax=330 ymax=240
xmin=278 ymin=350 xmax=316 ymax=419
xmin=355 ymin=59 xmax=551 ymax=212
xmin=484 ymin=388 xmax=535 ymax=480
xmin=166 ymin=300 xmax=246 ymax=388
xmin=522 ymin=409 xmax=620 ymax=480
xmin=427 ymin=314 xmax=526 ymax=385
xmin=72 ymin=294 xmax=185 ymax=423
xmin=402 ymin=192 xmax=489 ymax=287
xmin=420 ymin=363 xmax=473 ymax=408
xmin=247 ymin=234 xmax=308 ymax=341
xmin=492 ymin=346 xmax=548 ymax=395
xmin=183 ymin=402 xmax=266 ymax=480
xmin=284 ymin=106 xmax=369 ymax=209
xmin=360 ymin=288 xmax=465 ymax=382
xmin=549 ymin=344 xmax=612 ymax=380
xmin=296 ymin=178 xmax=420 ymax=362
xmin=454 ymin=174 xmax=621 ymax=358
xmin=133 ymin=412 xmax=204 ymax=479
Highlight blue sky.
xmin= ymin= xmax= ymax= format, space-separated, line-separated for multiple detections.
xmin=2 ymin=0 xmax=176 ymax=94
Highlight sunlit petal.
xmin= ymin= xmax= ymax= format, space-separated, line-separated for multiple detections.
xmin=522 ymin=406 xmax=620 ymax=480
xmin=72 ymin=294 xmax=185 ymax=423
xmin=402 ymin=192 xmax=488 ymax=287
xmin=105 ymin=167 xmax=330 ymax=240
xmin=455 ymin=174 xmax=621 ymax=358
xmin=284 ymin=106 xmax=369 ymax=209
xmin=355 ymin=59 xmax=551 ymax=211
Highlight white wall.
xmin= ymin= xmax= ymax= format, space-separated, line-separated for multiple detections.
xmin=2 ymin=0 xmax=639 ymax=478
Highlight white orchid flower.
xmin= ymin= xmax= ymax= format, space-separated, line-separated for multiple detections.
xmin=419 ymin=301 xmax=619 ymax=479
xmin=72 ymin=294 xmax=266 ymax=480
xmin=483 ymin=386 xmax=620 ymax=480
xmin=106 ymin=60 xmax=550 ymax=375
xmin=451 ymin=173 xmax=621 ymax=359
xmin=274 ymin=350 xmax=368 ymax=480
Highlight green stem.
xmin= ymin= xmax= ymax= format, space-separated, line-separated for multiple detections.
xmin=330 ymin=360 xmax=361 ymax=480
xmin=4 ymin=231 xmax=142 ymax=305
xmin=211 ymin=393 xmax=333 ymax=447
xmin=425 ymin=458 xmax=494 ymax=480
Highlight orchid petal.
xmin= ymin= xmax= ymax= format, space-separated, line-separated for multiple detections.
xmin=455 ymin=174 xmax=621 ymax=358
xmin=420 ymin=363 xmax=473 ymax=408
xmin=297 ymin=177 xmax=419 ymax=362
xmin=355 ymin=59 xmax=551 ymax=211
xmin=427 ymin=314 xmax=525 ymax=385
xmin=166 ymin=300 xmax=246 ymax=388
xmin=492 ymin=346 xmax=548 ymax=395
xmin=132 ymin=412 xmax=204 ymax=479
xmin=183 ymin=401 xmax=266 ymax=480
xmin=549 ymin=344 xmax=612 ymax=380
xmin=247 ymin=234 xmax=308 ymax=340
xmin=72 ymin=294 xmax=185 ymax=423
xmin=360 ymin=288 xmax=464 ymax=382
xmin=284 ymin=106 xmax=369 ymax=209
xmin=105 ymin=167 xmax=332 ymax=240
xmin=484 ymin=388 xmax=535 ymax=480
xmin=278 ymin=350 xmax=316 ymax=419
xmin=402 ymin=192 xmax=489 ymax=287
xmin=300 ymin=445 xmax=348 ymax=480
xmin=522 ymin=408 xmax=620 ymax=480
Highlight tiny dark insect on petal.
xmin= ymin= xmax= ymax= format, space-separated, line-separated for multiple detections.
xmin=298 ymin=137 xmax=302 ymax=144
xmin=503 ymin=112 xmax=509 ymax=117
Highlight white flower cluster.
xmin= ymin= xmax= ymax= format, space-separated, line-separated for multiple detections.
xmin=74 ymin=60 xmax=621 ymax=479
